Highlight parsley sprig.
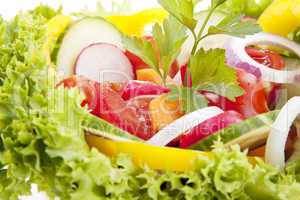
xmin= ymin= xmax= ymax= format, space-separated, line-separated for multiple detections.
xmin=123 ymin=0 xmax=261 ymax=113
xmin=123 ymin=16 xmax=187 ymax=85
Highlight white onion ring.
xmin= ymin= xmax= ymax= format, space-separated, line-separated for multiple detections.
xmin=226 ymin=33 xmax=300 ymax=83
xmin=147 ymin=106 xmax=224 ymax=146
xmin=265 ymin=96 xmax=300 ymax=170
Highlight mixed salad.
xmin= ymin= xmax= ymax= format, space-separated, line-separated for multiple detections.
xmin=1 ymin=0 xmax=300 ymax=199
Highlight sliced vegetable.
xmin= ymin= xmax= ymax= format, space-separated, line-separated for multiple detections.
xmin=203 ymin=69 xmax=269 ymax=118
xmin=148 ymin=95 xmax=184 ymax=133
xmin=265 ymin=96 xmax=300 ymax=169
xmin=44 ymin=15 xmax=72 ymax=62
xmin=74 ymin=43 xmax=134 ymax=83
xmin=136 ymin=68 xmax=164 ymax=84
xmin=147 ymin=107 xmax=224 ymax=147
xmin=258 ymin=0 xmax=300 ymax=37
xmin=190 ymin=111 xmax=279 ymax=151
xmin=226 ymin=33 xmax=300 ymax=83
xmin=95 ymin=83 xmax=154 ymax=140
xmin=85 ymin=135 xmax=212 ymax=172
xmin=82 ymin=113 xmax=142 ymax=142
xmin=120 ymin=80 xmax=169 ymax=101
xmin=246 ymin=47 xmax=285 ymax=70
xmin=179 ymin=110 xmax=244 ymax=148
xmin=57 ymin=17 xmax=123 ymax=77
xmin=106 ymin=8 xmax=168 ymax=37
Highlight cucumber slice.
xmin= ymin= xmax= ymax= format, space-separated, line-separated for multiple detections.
xmin=190 ymin=111 xmax=279 ymax=151
xmin=82 ymin=114 xmax=142 ymax=142
xmin=57 ymin=17 xmax=123 ymax=78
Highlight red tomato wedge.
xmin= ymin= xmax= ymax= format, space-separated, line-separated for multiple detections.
xmin=59 ymin=76 xmax=155 ymax=140
xmin=179 ymin=111 xmax=244 ymax=148
xmin=120 ymin=80 xmax=170 ymax=101
xmin=202 ymin=69 xmax=269 ymax=118
xmin=245 ymin=47 xmax=285 ymax=70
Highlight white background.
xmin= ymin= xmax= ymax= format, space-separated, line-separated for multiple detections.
xmin=0 ymin=0 xmax=208 ymax=199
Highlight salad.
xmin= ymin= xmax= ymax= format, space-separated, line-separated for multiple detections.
xmin=1 ymin=0 xmax=300 ymax=199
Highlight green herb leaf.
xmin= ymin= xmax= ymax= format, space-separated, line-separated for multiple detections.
xmin=211 ymin=0 xmax=227 ymax=8
xmin=169 ymin=86 xmax=208 ymax=113
xmin=158 ymin=0 xmax=197 ymax=30
xmin=152 ymin=16 xmax=188 ymax=80
xmin=122 ymin=35 xmax=159 ymax=72
xmin=198 ymin=83 xmax=244 ymax=102
xmin=189 ymin=48 xmax=244 ymax=100
xmin=123 ymin=16 xmax=187 ymax=84
xmin=208 ymin=14 xmax=261 ymax=37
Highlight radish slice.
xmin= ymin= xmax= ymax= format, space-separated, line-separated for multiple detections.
xmin=147 ymin=106 xmax=224 ymax=146
xmin=57 ymin=18 xmax=123 ymax=77
xmin=226 ymin=33 xmax=300 ymax=83
xmin=75 ymin=43 xmax=134 ymax=83
xmin=265 ymin=96 xmax=300 ymax=170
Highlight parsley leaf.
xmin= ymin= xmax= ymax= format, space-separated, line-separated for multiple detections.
xmin=208 ymin=14 xmax=261 ymax=37
xmin=123 ymin=16 xmax=187 ymax=84
xmin=152 ymin=16 xmax=187 ymax=80
xmin=169 ymin=86 xmax=208 ymax=113
xmin=158 ymin=0 xmax=197 ymax=31
xmin=189 ymin=48 xmax=244 ymax=101
xmin=122 ymin=36 xmax=159 ymax=72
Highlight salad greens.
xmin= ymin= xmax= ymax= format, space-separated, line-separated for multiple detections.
xmin=0 ymin=1 xmax=300 ymax=200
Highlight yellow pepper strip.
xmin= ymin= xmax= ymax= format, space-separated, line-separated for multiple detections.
xmin=43 ymin=15 xmax=72 ymax=63
xmin=258 ymin=0 xmax=300 ymax=37
xmin=85 ymin=134 xmax=257 ymax=172
xmin=85 ymin=134 xmax=209 ymax=172
xmin=106 ymin=8 xmax=168 ymax=37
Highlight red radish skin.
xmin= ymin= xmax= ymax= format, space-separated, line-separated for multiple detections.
xmin=121 ymin=80 xmax=170 ymax=101
xmin=75 ymin=43 xmax=134 ymax=83
xmin=179 ymin=111 xmax=244 ymax=148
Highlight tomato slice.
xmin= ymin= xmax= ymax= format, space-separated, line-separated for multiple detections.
xmin=246 ymin=47 xmax=285 ymax=70
xmin=179 ymin=111 xmax=244 ymax=148
xmin=57 ymin=76 xmax=98 ymax=111
xmin=59 ymin=76 xmax=155 ymax=140
xmin=120 ymin=80 xmax=170 ymax=101
xmin=93 ymin=83 xmax=155 ymax=140
xmin=202 ymin=69 xmax=269 ymax=118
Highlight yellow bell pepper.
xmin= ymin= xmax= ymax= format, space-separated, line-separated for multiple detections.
xmin=43 ymin=15 xmax=72 ymax=63
xmin=106 ymin=8 xmax=168 ymax=37
xmin=85 ymin=134 xmax=212 ymax=172
xmin=258 ymin=0 xmax=300 ymax=37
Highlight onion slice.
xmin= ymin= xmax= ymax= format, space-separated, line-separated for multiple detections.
xmin=226 ymin=33 xmax=300 ymax=83
xmin=265 ymin=96 xmax=300 ymax=170
xmin=147 ymin=106 xmax=224 ymax=146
